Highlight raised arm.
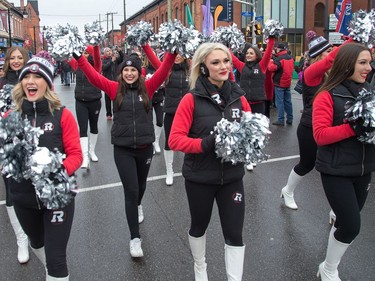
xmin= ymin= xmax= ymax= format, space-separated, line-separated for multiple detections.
xmin=142 ymin=43 xmax=162 ymax=69
xmin=145 ymin=52 xmax=177 ymax=96
xmin=259 ymin=37 xmax=275 ymax=73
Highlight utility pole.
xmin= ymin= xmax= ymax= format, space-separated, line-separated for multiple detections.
xmin=233 ymin=0 xmax=257 ymax=45
xmin=8 ymin=7 xmax=11 ymax=47
xmin=168 ymin=0 xmax=172 ymax=20
xmin=106 ymin=12 xmax=118 ymax=47
xmin=123 ymin=0 xmax=127 ymax=52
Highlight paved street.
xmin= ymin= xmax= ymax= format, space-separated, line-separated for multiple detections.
xmin=1 ymin=80 xmax=374 ymax=281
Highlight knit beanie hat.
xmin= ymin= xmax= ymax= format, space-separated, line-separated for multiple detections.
xmin=277 ymin=42 xmax=287 ymax=50
xmin=120 ymin=55 xmax=142 ymax=74
xmin=19 ymin=57 xmax=54 ymax=88
xmin=308 ymin=35 xmax=332 ymax=58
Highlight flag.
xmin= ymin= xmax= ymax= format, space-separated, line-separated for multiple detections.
xmin=185 ymin=4 xmax=194 ymax=27
xmin=213 ymin=5 xmax=223 ymax=30
xmin=335 ymin=0 xmax=352 ymax=35
xmin=202 ymin=0 xmax=214 ymax=36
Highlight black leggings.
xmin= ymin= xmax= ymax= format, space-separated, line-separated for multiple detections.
xmin=75 ymin=99 xmax=101 ymax=137
xmin=113 ymin=144 xmax=153 ymax=239
xmin=153 ymin=101 xmax=164 ymax=127
xmin=3 ymin=176 xmax=12 ymax=206
xmin=163 ymin=113 xmax=175 ymax=150
xmin=294 ymin=123 xmax=317 ymax=176
xmin=185 ymin=179 xmax=245 ymax=246
xmin=104 ymin=94 xmax=112 ymax=117
xmin=321 ymin=173 xmax=370 ymax=244
xmin=14 ymin=201 xmax=75 ymax=278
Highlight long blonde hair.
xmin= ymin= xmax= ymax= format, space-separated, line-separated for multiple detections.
xmin=189 ymin=42 xmax=232 ymax=89
xmin=3 ymin=47 xmax=30 ymax=74
xmin=12 ymin=83 xmax=62 ymax=113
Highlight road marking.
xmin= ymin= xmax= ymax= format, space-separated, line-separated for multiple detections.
xmin=0 ymin=155 xmax=300 ymax=205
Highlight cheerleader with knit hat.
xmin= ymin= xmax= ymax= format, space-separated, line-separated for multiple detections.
xmin=279 ymin=31 xmax=352 ymax=214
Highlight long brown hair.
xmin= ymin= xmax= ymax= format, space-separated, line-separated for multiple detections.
xmin=115 ymin=75 xmax=150 ymax=112
xmin=3 ymin=47 xmax=29 ymax=74
xmin=316 ymin=43 xmax=370 ymax=96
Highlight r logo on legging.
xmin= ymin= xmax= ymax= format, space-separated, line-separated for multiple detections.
xmin=232 ymin=192 xmax=243 ymax=204
xmin=50 ymin=210 xmax=65 ymax=224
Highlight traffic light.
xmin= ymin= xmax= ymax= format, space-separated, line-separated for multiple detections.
xmin=254 ymin=23 xmax=262 ymax=36
xmin=245 ymin=24 xmax=253 ymax=38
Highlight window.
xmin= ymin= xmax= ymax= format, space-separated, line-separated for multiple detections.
xmin=314 ymin=3 xmax=325 ymax=27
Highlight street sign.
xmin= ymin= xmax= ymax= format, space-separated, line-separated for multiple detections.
xmin=241 ymin=11 xmax=253 ymax=17
xmin=255 ymin=16 xmax=264 ymax=21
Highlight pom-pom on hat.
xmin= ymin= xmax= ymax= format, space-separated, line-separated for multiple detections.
xmin=120 ymin=54 xmax=142 ymax=74
xmin=308 ymin=35 xmax=332 ymax=58
xmin=19 ymin=57 xmax=55 ymax=88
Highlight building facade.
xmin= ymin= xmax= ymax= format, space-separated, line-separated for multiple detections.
xmin=122 ymin=0 xmax=372 ymax=58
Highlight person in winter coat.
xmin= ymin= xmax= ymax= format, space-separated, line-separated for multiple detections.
xmin=9 ymin=57 xmax=82 ymax=281
xmin=280 ymin=32 xmax=334 ymax=210
xmin=0 ymin=46 xmax=30 ymax=264
xmin=313 ymin=43 xmax=375 ymax=281
xmin=231 ymin=37 xmax=275 ymax=171
xmin=101 ymin=46 xmax=123 ymax=120
xmin=69 ymin=45 xmax=102 ymax=169
xmin=142 ymin=43 xmax=190 ymax=185
xmin=73 ymin=49 xmax=176 ymax=258
xmin=268 ymin=42 xmax=295 ymax=126
xmin=169 ymin=42 xmax=251 ymax=281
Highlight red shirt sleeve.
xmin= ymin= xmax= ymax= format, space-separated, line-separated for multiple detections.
xmin=68 ymin=59 xmax=78 ymax=72
xmin=168 ymin=93 xmax=204 ymax=154
xmin=312 ymin=91 xmax=355 ymax=146
xmin=259 ymin=37 xmax=275 ymax=73
xmin=145 ymin=52 xmax=177 ymax=97
xmin=61 ymin=109 xmax=83 ymax=175
xmin=142 ymin=43 xmax=162 ymax=69
xmin=93 ymin=45 xmax=102 ymax=72
xmin=231 ymin=51 xmax=245 ymax=73
xmin=77 ymin=55 xmax=119 ymax=100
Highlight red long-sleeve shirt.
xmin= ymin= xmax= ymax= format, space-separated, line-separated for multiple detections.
xmin=312 ymin=91 xmax=355 ymax=146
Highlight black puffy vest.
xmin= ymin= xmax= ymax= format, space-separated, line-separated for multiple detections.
xmin=315 ymin=83 xmax=375 ymax=176
xmin=111 ymin=88 xmax=154 ymax=147
xmin=240 ymin=62 xmax=266 ymax=102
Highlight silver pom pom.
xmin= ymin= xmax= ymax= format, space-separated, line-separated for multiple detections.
xmin=348 ymin=9 xmax=374 ymax=47
xmin=345 ymin=88 xmax=375 ymax=144
xmin=29 ymin=147 xmax=78 ymax=210
xmin=263 ymin=19 xmax=284 ymax=39
xmin=126 ymin=20 xmax=155 ymax=46
xmin=0 ymin=84 xmax=14 ymax=113
xmin=84 ymin=21 xmax=105 ymax=46
xmin=0 ymin=112 xmax=44 ymax=181
xmin=209 ymin=23 xmax=245 ymax=53
xmin=214 ymin=112 xmax=271 ymax=164
xmin=45 ymin=24 xmax=86 ymax=60
xmin=157 ymin=19 xmax=202 ymax=58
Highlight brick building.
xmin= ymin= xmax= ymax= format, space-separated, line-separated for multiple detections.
xmin=122 ymin=0 xmax=372 ymax=58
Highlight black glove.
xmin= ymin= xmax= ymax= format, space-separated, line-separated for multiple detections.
xmin=72 ymin=51 xmax=82 ymax=61
xmin=201 ymin=134 xmax=216 ymax=153
xmin=350 ymin=118 xmax=375 ymax=136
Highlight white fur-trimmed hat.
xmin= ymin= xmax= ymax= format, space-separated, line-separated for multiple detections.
xmin=19 ymin=57 xmax=54 ymax=88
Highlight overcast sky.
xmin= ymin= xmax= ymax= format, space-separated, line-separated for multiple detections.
xmin=11 ymin=0 xmax=154 ymax=31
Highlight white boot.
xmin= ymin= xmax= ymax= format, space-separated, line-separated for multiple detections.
xmin=317 ymin=229 xmax=350 ymax=281
xmin=80 ymin=137 xmax=90 ymax=169
xmin=31 ymin=246 xmax=46 ymax=266
xmin=89 ymin=133 xmax=99 ymax=162
xmin=46 ymin=275 xmax=69 ymax=281
xmin=6 ymin=206 xmax=29 ymax=264
xmin=164 ymin=150 xmax=174 ymax=186
xmin=153 ymin=126 xmax=162 ymax=154
xmin=225 ymin=244 xmax=245 ymax=281
xmin=188 ymin=234 xmax=209 ymax=281
xmin=280 ymin=169 xmax=303 ymax=210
